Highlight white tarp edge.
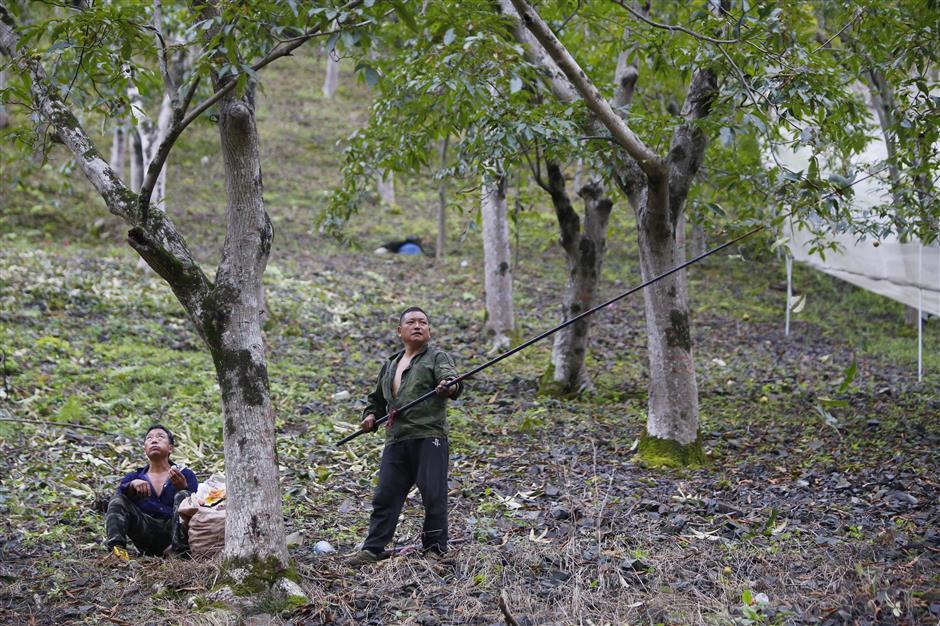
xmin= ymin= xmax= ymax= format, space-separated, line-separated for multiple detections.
xmin=786 ymin=223 xmax=940 ymax=316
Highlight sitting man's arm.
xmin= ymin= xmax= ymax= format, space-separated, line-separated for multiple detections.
xmin=119 ymin=472 xmax=152 ymax=498
xmin=182 ymin=468 xmax=198 ymax=493
xmin=168 ymin=466 xmax=194 ymax=491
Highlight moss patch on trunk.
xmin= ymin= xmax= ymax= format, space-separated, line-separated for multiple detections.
xmin=636 ymin=432 xmax=706 ymax=468
xmin=537 ymin=362 xmax=579 ymax=399
xmin=223 ymin=555 xmax=297 ymax=597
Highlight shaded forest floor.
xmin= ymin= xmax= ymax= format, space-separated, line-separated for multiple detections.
xmin=2 ymin=49 xmax=939 ymax=626
xmin=1 ymin=239 xmax=938 ymax=626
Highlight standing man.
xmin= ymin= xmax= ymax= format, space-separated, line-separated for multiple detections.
xmin=348 ymin=306 xmax=463 ymax=565
xmin=105 ymin=425 xmax=198 ymax=559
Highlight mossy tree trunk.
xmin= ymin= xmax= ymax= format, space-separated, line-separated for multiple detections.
xmin=206 ymin=88 xmax=287 ymax=575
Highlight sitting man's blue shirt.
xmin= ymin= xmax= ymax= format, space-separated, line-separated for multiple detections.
xmin=117 ymin=465 xmax=198 ymax=520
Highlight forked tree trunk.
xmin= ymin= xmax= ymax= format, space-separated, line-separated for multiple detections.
xmin=323 ymin=53 xmax=340 ymax=98
xmin=501 ymin=0 xmax=716 ymax=464
xmin=481 ymin=172 xmax=514 ymax=349
xmin=208 ymin=89 xmax=288 ymax=574
xmin=543 ymin=162 xmax=612 ymax=395
xmin=0 ymin=5 xmax=293 ymax=586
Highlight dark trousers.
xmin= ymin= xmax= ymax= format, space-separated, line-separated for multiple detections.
xmin=105 ymin=491 xmax=190 ymax=556
xmin=363 ymin=437 xmax=449 ymax=554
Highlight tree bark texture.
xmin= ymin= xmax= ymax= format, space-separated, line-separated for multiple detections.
xmin=208 ymin=90 xmax=287 ymax=572
xmin=481 ymin=172 xmax=514 ymax=348
xmin=544 ymin=163 xmax=612 ymax=395
xmin=129 ymin=128 xmax=144 ymax=192
xmin=110 ymin=123 xmax=126 ymax=182
xmin=323 ymin=52 xmax=340 ymax=98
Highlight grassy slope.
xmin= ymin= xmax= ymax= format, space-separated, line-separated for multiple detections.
xmin=1 ymin=47 xmax=938 ymax=625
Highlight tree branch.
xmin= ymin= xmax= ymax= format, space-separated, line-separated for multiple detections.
xmin=507 ymin=0 xmax=665 ymax=180
xmin=136 ymin=0 xmax=364 ymax=218
xmin=0 ymin=3 xmax=136 ymax=221
xmin=1 ymin=2 xmax=213 ymax=335
xmin=811 ymin=8 xmax=864 ymax=55
xmin=546 ymin=160 xmax=581 ymax=256
xmin=667 ymin=67 xmax=717 ymax=225
xmin=613 ymin=0 xmax=739 ymax=45
xmin=148 ymin=1 xmax=179 ymax=100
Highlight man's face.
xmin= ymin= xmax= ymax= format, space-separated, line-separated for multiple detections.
xmin=398 ymin=310 xmax=431 ymax=347
xmin=144 ymin=428 xmax=173 ymax=460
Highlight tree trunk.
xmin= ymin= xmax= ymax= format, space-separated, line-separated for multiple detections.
xmin=129 ymin=89 xmax=172 ymax=213
xmin=207 ymin=90 xmax=288 ymax=579
xmin=690 ymin=221 xmax=706 ymax=258
xmin=376 ymin=169 xmax=395 ymax=205
xmin=129 ymin=128 xmax=143 ymax=192
xmin=322 ymin=52 xmax=340 ymax=98
xmin=481 ymin=172 xmax=514 ymax=349
xmin=542 ymin=163 xmax=612 ymax=396
xmin=110 ymin=123 xmax=126 ymax=182
xmin=436 ymin=137 xmax=449 ymax=263
xmin=635 ymin=195 xmax=700 ymax=458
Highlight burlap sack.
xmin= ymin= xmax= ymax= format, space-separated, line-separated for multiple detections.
xmin=188 ymin=506 xmax=226 ymax=557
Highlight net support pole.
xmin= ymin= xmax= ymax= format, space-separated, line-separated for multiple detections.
xmin=918 ymin=245 xmax=923 ymax=382
xmin=785 ymin=255 xmax=793 ymax=337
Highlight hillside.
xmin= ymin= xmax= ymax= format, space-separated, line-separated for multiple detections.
xmin=1 ymin=47 xmax=939 ymax=625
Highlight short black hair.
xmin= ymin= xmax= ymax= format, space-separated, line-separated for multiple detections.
xmin=145 ymin=424 xmax=174 ymax=445
xmin=399 ymin=306 xmax=430 ymax=325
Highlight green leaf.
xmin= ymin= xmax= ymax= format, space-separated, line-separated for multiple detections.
xmin=326 ymin=31 xmax=340 ymax=53
xmin=390 ymin=1 xmax=418 ymax=32
xmin=363 ymin=66 xmax=380 ymax=89
xmin=509 ymin=76 xmax=523 ymax=94
xmin=836 ymin=360 xmax=857 ymax=394
xmin=719 ymin=126 xmax=734 ymax=147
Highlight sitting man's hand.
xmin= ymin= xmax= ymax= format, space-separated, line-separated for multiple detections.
xmin=360 ymin=414 xmax=377 ymax=433
xmin=128 ymin=479 xmax=152 ymax=498
xmin=169 ymin=466 xmax=187 ymax=490
xmin=436 ymin=377 xmax=458 ymax=397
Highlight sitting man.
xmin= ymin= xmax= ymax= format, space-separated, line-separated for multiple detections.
xmin=104 ymin=425 xmax=198 ymax=559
